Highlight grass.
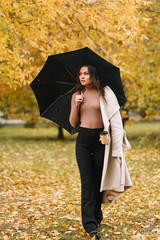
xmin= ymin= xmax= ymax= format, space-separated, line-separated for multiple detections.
xmin=125 ymin=122 xmax=160 ymax=149
xmin=0 ymin=123 xmax=160 ymax=239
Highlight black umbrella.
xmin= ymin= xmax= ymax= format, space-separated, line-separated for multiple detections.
xmin=30 ymin=47 xmax=127 ymax=134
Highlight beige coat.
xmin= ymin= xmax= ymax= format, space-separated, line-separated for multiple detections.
xmin=99 ymin=86 xmax=133 ymax=203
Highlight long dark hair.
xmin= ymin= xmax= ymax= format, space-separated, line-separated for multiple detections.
xmin=76 ymin=64 xmax=105 ymax=98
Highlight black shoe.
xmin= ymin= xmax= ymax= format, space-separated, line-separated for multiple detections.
xmin=89 ymin=230 xmax=101 ymax=239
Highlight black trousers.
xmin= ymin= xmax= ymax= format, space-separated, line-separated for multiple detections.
xmin=76 ymin=127 xmax=105 ymax=233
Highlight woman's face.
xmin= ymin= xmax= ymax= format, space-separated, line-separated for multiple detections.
xmin=79 ymin=66 xmax=92 ymax=88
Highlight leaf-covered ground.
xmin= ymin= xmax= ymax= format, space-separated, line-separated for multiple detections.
xmin=0 ymin=124 xmax=160 ymax=240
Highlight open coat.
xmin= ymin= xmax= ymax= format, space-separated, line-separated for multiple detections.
xmin=99 ymin=86 xmax=133 ymax=203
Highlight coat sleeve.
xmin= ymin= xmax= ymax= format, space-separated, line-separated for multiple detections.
xmin=103 ymin=86 xmax=120 ymax=120
xmin=69 ymin=92 xmax=80 ymax=128
xmin=110 ymin=110 xmax=123 ymax=157
xmin=103 ymin=86 xmax=123 ymax=157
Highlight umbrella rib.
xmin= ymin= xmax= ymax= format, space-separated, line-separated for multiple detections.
xmin=65 ymin=67 xmax=77 ymax=81
xmin=55 ymin=81 xmax=76 ymax=85
xmin=31 ymin=81 xmax=76 ymax=86
xmin=41 ymin=85 xmax=77 ymax=117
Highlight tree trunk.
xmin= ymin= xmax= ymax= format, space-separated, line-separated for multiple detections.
xmin=58 ymin=126 xmax=64 ymax=139
xmin=122 ymin=118 xmax=127 ymax=127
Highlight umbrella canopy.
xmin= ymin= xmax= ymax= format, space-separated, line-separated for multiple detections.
xmin=30 ymin=47 xmax=127 ymax=134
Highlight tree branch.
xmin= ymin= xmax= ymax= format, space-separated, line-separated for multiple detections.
xmin=0 ymin=60 xmax=8 ymax=64
xmin=75 ymin=17 xmax=113 ymax=57
xmin=18 ymin=19 xmax=33 ymax=24
xmin=82 ymin=0 xmax=104 ymax=6
xmin=76 ymin=17 xmax=99 ymax=48
xmin=38 ymin=39 xmax=50 ymax=45
xmin=137 ymin=8 xmax=160 ymax=14
xmin=82 ymin=1 xmax=112 ymax=25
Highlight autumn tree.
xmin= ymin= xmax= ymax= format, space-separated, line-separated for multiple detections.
xmin=0 ymin=0 xmax=150 ymax=86
xmin=120 ymin=1 xmax=160 ymax=120
xmin=0 ymin=84 xmax=38 ymax=125
xmin=0 ymin=0 xmax=159 ymax=129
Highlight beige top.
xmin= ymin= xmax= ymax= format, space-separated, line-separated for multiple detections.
xmin=69 ymin=87 xmax=104 ymax=129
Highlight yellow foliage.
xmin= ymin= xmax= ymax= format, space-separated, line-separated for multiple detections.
xmin=0 ymin=0 xmax=159 ymax=119
xmin=121 ymin=110 xmax=128 ymax=119
xmin=0 ymin=0 xmax=148 ymax=87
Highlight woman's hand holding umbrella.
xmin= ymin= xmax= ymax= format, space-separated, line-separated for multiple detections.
xmin=75 ymin=92 xmax=84 ymax=106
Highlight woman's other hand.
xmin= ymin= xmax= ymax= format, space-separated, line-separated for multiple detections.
xmin=75 ymin=92 xmax=84 ymax=106
xmin=105 ymin=134 xmax=110 ymax=145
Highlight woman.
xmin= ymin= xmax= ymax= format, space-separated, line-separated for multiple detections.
xmin=69 ymin=64 xmax=132 ymax=239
